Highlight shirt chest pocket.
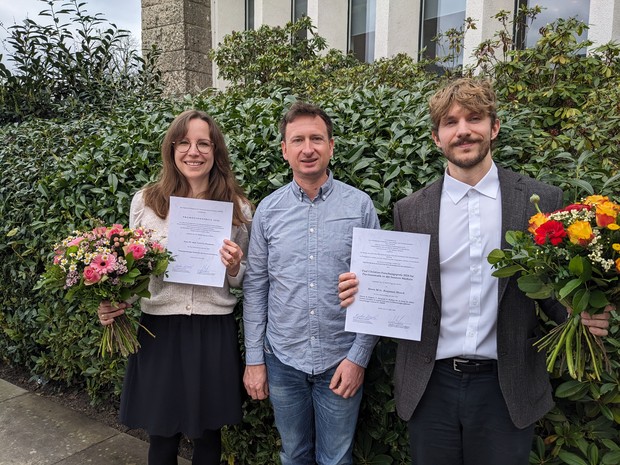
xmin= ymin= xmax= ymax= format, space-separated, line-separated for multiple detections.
xmin=320 ymin=216 xmax=362 ymax=264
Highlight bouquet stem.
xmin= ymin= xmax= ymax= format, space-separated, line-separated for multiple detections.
xmin=534 ymin=313 xmax=609 ymax=381
xmin=99 ymin=314 xmax=155 ymax=357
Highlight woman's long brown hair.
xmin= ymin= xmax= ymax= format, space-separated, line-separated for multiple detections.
xmin=142 ymin=109 xmax=251 ymax=226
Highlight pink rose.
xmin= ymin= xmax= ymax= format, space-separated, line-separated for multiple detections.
xmin=91 ymin=226 xmax=108 ymax=238
xmin=83 ymin=266 xmax=102 ymax=285
xmin=106 ymin=224 xmax=125 ymax=238
xmin=123 ymin=243 xmax=147 ymax=260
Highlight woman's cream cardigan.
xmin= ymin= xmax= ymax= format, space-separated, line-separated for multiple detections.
xmin=129 ymin=190 xmax=251 ymax=316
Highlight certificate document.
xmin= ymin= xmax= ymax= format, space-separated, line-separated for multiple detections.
xmin=345 ymin=227 xmax=430 ymax=340
xmin=164 ymin=196 xmax=233 ymax=287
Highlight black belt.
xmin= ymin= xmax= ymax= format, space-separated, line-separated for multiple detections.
xmin=438 ymin=357 xmax=496 ymax=374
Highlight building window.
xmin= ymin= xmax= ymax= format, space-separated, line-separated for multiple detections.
xmin=420 ymin=0 xmax=466 ymax=70
xmin=293 ymin=0 xmax=308 ymax=21
xmin=292 ymin=0 xmax=308 ymax=39
xmin=518 ymin=0 xmax=590 ymax=49
xmin=349 ymin=0 xmax=376 ymax=63
xmin=246 ymin=0 xmax=255 ymax=30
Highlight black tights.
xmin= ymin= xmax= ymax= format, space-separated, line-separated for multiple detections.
xmin=148 ymin=429 xmax=221 ymax=465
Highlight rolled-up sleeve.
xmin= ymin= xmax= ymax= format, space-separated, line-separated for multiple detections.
xmin=346 ymin=197 xmax=381 ymax=367
xmin=227 ymin=202 xmax=252 ymax=289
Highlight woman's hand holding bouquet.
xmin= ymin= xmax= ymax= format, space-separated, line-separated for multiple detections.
xmin=36 ymin=222 xmax=172 ymax=357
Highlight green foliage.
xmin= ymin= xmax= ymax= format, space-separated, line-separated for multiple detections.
xmin=209 ymin=17 xmax=433 ymax=103
xmin=0 ymin=0 xmax=162 ymax=123
xmin=1 ymin=10 xmax=620 ymax=465
xmin=209 ymin=16 xmax=329 ymax=88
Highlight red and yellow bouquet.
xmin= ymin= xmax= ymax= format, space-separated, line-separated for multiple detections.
xmin=36 ymin=223 xmax=172 ymax=357
xmin=488 ymin=194 xmax=620 ymax=380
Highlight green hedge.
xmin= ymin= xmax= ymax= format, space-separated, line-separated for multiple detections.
xmin=2 ymin=17 xmax=620 ymax=465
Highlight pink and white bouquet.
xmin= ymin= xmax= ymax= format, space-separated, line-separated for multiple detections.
xmin=36 ymin=223 xmax=172 ymax=357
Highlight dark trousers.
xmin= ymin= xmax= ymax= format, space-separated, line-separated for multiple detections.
xmin=148 ymin=429 xmax=221 ymax=465
xmin=408 ymin=360 xmax=535 ymax=465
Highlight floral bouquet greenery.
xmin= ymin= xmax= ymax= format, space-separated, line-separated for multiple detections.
xmin=488 ymin=194 xmax=620 ymax=381
xmin=36 ymin=223 xmax=172 ymax=357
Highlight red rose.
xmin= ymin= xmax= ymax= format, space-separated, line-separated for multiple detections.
xmin=534 ymin=220 xmax=567 ymax=246
xmin=560 ymin=203 xmax=591 ymax=213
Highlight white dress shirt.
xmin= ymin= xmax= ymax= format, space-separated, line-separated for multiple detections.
xmin=435 ymin=163 xmax=502 ymax=360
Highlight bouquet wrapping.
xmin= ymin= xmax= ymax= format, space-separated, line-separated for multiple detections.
xmin=36 ymin=223 xmax=172 ymax=356
xmin=488 ymin=194 xmax=619 ymax=380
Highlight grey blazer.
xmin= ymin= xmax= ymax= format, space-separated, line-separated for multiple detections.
xmin=392 ymin=166 xmax=565 ymax=429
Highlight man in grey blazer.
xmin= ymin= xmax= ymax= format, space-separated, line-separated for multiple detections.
xmin=338 ymin=77 xmax=611 ymax=465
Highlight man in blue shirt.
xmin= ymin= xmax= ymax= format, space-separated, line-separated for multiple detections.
xmin=243 ymin=102 xmax=380 ymax=465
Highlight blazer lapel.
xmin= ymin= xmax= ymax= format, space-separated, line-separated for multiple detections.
xmin=498 ymin=167 xmax=529 ymax=302
xmin=421 ymin=180 xmax=443 ymax=308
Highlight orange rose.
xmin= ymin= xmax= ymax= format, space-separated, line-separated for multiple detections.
xmin=528 ymin=212 xmax=548 ymax=234
xmin=566 ymin=220 xmax=594 ymax=246
xmin=595 ymin=201 xmax=620 ymax=228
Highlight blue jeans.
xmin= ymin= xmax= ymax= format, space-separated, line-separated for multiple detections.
xmin=265 ymin=347 xmax=362 ymax=465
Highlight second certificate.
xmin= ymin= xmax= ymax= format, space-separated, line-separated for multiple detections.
xmin=345 ymin=227 xmax=430 ymax=340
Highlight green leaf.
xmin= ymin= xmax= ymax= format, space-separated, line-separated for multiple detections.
xmin=557 ymin=451 xmax=588 ymax=465
xmin=569 ymin=255 xmax=592 ymax=280
xmin=152 ymin=258 xmax=170 ymax=275
xmin=602 ymin=451 xmax=620 ymax=465
xmin=487 ymin=249 xmax=505 ymax=265
xmin=491 ymin=265 xmax=522 ymax=278
xmin=588 ymin=290 xmax=610 ymax=309
xmin=505 ymin=230 xmax=524 ymax=246
xmin=572 ymin=288 xmax=591 ymax=314
xmin=559 ymin=278 xmax=583 ymax=300
xmin=555 ymin=380 xmax=589 ymax=398
xmin=6 ymin=227 xmax=19 ymax=237
xmin=517 ymin=274 xmax=544 ymax=293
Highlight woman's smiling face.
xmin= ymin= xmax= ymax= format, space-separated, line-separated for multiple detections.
xmin=173 ymin=118 xmax=215 ymax=194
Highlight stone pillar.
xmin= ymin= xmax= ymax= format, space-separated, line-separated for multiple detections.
xmin=142 ymin=0 xmax=212 ymax=96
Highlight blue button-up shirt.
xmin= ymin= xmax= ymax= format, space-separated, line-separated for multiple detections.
xmin=243 ymin=171 xmax=380 ymax=374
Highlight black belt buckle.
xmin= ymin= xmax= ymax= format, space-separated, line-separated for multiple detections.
xmin=452 ymin=358 xmax=469 ymax=372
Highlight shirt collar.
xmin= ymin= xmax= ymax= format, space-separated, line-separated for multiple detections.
xmin=291 ymin=170 xmax=333 ymax=202
xmin=443 ymin=162 xmax=500 ymax=204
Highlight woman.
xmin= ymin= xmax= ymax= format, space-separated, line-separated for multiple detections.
xmin=98 ymin=110 xmax=252 ymax=465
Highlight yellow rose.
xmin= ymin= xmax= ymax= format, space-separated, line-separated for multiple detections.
xmin=566 ymin=220 xmax=594 ymax=246
xmin=528 ymin=212 xmax=548 ymax=234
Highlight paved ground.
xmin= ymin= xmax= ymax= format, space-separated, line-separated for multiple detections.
xmin=0 ymin=378 xmax=190 ymax=465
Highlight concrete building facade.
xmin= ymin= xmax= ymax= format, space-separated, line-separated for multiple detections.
xmin=141 ymin=0 xmax=620 ymax=94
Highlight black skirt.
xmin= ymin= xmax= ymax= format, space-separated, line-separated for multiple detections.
xmin=119 ymin=313 xmax=244 ymax=439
